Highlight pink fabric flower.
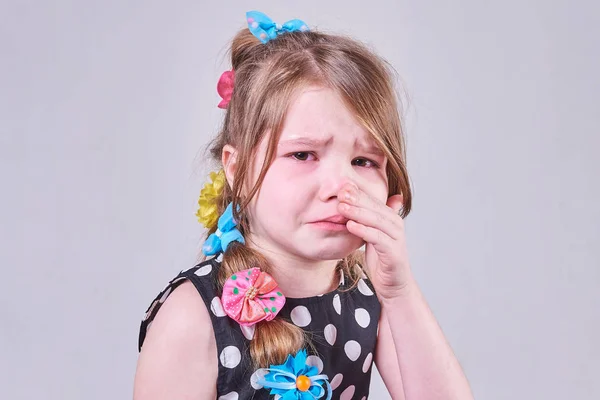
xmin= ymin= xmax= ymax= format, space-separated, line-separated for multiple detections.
xmin=221 ymin=268 xmax=286 ymax=326
xmin=217 ymin=70 xmax=235 ymax=109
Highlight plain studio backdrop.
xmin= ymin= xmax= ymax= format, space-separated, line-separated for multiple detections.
xmin=1 ymin=1 xmax=598 ymax=399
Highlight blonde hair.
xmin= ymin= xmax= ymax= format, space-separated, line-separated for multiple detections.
xmin=201 ymin=27 xmax=412 ymax=368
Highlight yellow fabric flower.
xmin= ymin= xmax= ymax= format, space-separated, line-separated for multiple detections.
xmin=195 ymin=169 xmax=226 ymax=229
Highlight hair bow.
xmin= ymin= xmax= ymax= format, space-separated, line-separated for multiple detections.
xmin=256 ymin=349 xmax=332 ymax=400
xmin=221 ymin=267 xmax=286 ymax=326
xmin=217 ymin=70 xmax=234 ymax=109
xmin=202 ymin=202 xmax=245 ymax=256
xmin=246 ymin=10 xmax=309 ymax=44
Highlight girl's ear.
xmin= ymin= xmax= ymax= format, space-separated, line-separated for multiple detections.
xmin=221 ymin=144 xmax=238 ymax=188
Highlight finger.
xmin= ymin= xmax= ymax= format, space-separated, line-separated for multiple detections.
xmin=338 ymin=185 xmax=402 ymax=238
xmin=338 ymin=201 xmax=401 ymax=241
xmin=338 ymin=184 xmax=399 ymax=220
xmin=346 ymin=219 xmax=396 ymax=254
xmin=386 ymin=194 xmax=404 ymax=215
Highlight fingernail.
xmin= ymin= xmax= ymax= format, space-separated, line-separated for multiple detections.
xmin=345 ymin=191 xmax=356 ymax=203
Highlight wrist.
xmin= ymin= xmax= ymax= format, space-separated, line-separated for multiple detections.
xmin=379 ymin=275 xmax=421 ymax=306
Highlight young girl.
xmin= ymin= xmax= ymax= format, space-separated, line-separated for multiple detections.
xmin=134 ymin=10 xmax=473 ymax=400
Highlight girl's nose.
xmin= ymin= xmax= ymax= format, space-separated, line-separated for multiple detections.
xmin=317 ymin=164 xmax=358 ymax=202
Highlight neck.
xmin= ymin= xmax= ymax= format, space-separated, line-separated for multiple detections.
xmin=246 ymin=242 xmax=340 ymax=298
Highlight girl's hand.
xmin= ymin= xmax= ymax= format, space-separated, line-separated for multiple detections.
xmin=337 ymin=183 xmax=412 ymax=301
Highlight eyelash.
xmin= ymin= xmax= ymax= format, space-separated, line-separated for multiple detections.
xmin=289 ymin=152 xmax=380 ymax=169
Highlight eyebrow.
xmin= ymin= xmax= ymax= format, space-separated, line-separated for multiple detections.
xmin=278 ymin=137 xmax=385 ymax=157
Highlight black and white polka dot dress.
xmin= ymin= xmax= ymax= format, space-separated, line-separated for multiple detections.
xmin=139 ymin=252 xmax=381 ymax=400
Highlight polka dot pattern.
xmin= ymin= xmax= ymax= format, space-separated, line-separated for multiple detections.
xmin=250 ymin=368 xmax=267 ymax=389
xmin=211 ymin=296 xmax=226 ymax=317
xmin=324 ymin=324 xmax=337 ymax=345
xmin=220 ymin=346 xmax=241 ymax=368
xmin=138 ymin=253 xmax=381 ymax=399
xmin=159 ymin=287 xmax=172 ymax=303
xmin=355 ymin=308 xmax=371 ymax=328
xmin=333 ymin=294 xmax=342 ymax=315
xmin=362 ymin=352 xmax=373 ymax=373
xmin=240 ymin=323 xmax=255 ymax=340
xmin=290 ymin=305 xmax=312 ymax=327
xmin=340 ymin=385 xmax=356 ymax=400
xmin=306 ymin=355 xmax=324 ymax=373
xmin=195 ymin=264 xmax=212 ymax=277
xmin=357 ymin=278 xmax=374 ymax=296
xmin=330 ymin=373 xmax=344 ymax=390
xmin=218 ymin=392 xmax=238 ymax=400
xmin=344 ymin=340 xmax=362 ymax=361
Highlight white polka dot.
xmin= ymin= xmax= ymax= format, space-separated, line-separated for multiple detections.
xmin=362 ymin=352 xmax=373 ymax=373
xmin=274 ymin=396 xmax=281 ymax=400
xmin=216 ymin=253 xmax=224 ymax=262
xmin=240 ymin=323 xmax=255 ymax=340
xmin=355 ymin=308 xmax=371 ymax=328
xmin=324 ymin=324 xmax=337 ymax=346
xmin=333 ymin=294 xmax=341 ymax=315
xmin=250 ymin=368 xmax=267 ymax=389
xmin=210 ymin=296 xmax=226 ymax=317
xmin=195 ymin=264 xmax=212 ymax=276
xmin=143 ymin=300 xmax=158 ymax=320
xmin=306 ymin=355 xmax=323 ymax=373
xmin=251 ymin=21 xmax=259 ymax=28
xmin=361 ymin=397 xmax=366 ymax=400
xmin=344 ymin=340 xmax=361 ymax=361
xmin=159 ymin=287 xmax=172 ymax=303
xmin=219 ymin=346 xmax=241 ymax=368
xmin=170 ymin=277 xmax=185 ymax=286
xmin=290 ymin=305 xmax=312 ymax=327
xmin=218 ymin=392 xmax=238 ymax=400
xmin=357 ymin=279 xmax=374 ymax=296
xmin=358 ymin=265 xmax=368 ymax=279
xmin=340 ymin=385 xmax=355 ymax=400
xmin=330 ymin=373 xmax=343 ymax=390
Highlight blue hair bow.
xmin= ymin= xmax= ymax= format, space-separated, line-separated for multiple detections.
xmin=202 ymin=202 xmax=245 ymax=256
xmin=246 ymin=10 xmax=309 ymax=44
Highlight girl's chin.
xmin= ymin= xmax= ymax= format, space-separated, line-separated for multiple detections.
xmin=303 ymin=237 xmax=364 ymax=260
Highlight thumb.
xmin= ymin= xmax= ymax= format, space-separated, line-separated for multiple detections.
xmin=386 ymin=194 xmax=404 ymax=214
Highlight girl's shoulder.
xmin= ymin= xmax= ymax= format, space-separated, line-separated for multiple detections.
xmin=138 ymin=255 xmax=222 ymax=352
xmin=134 ymin=279 xmax=219 ymax=399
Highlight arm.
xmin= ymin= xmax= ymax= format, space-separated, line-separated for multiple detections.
xmin=374 ymin=305 xmax=406 ymax=399
xmin=336 ymin=184 xmax=472 ymax=399
xmin=381 ymin=278 xmax=473 ymax=400
xmin=133 ymin=281 xmax=218 ymax=400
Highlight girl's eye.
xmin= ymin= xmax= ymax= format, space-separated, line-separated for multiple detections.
xmin=289 ymin=153 xmax=379 ymax=168
xmin=352 ymin=158 xmax=380 ymax=168
xmin=291 ymin=152 xmax=315 ymax=161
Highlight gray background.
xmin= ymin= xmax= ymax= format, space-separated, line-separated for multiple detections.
xmin=1 ymin=0 xmax=598 ymax=399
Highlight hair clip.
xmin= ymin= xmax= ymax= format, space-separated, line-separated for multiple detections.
xmin=221 ymin=267 xmax=286 ymax=326
xmin=202 ymin=202 xmax=245 ymax=255
xmin=256 ymin=349 xmax=332 ymax=399
xmin=196 ymin=169 xmax=226 ymax=228
xmin=217 ymin=70 xmax=235 ymax=109
xmin=246 ymin=10 xmax=309 ymax=44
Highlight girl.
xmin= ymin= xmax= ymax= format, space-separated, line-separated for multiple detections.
xmin=134 ymin=10 xmax=473 ymax=400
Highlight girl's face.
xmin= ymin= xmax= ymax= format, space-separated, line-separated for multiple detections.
xmin=246 ymin=85 xmax=389 ymax=262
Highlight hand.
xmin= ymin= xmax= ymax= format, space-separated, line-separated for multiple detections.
xmin=337 ymin=183 xmax=413 ymax=301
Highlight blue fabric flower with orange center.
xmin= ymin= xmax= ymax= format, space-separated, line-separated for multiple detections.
xmin=256 ymin=349 xmax=332 ymax=400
